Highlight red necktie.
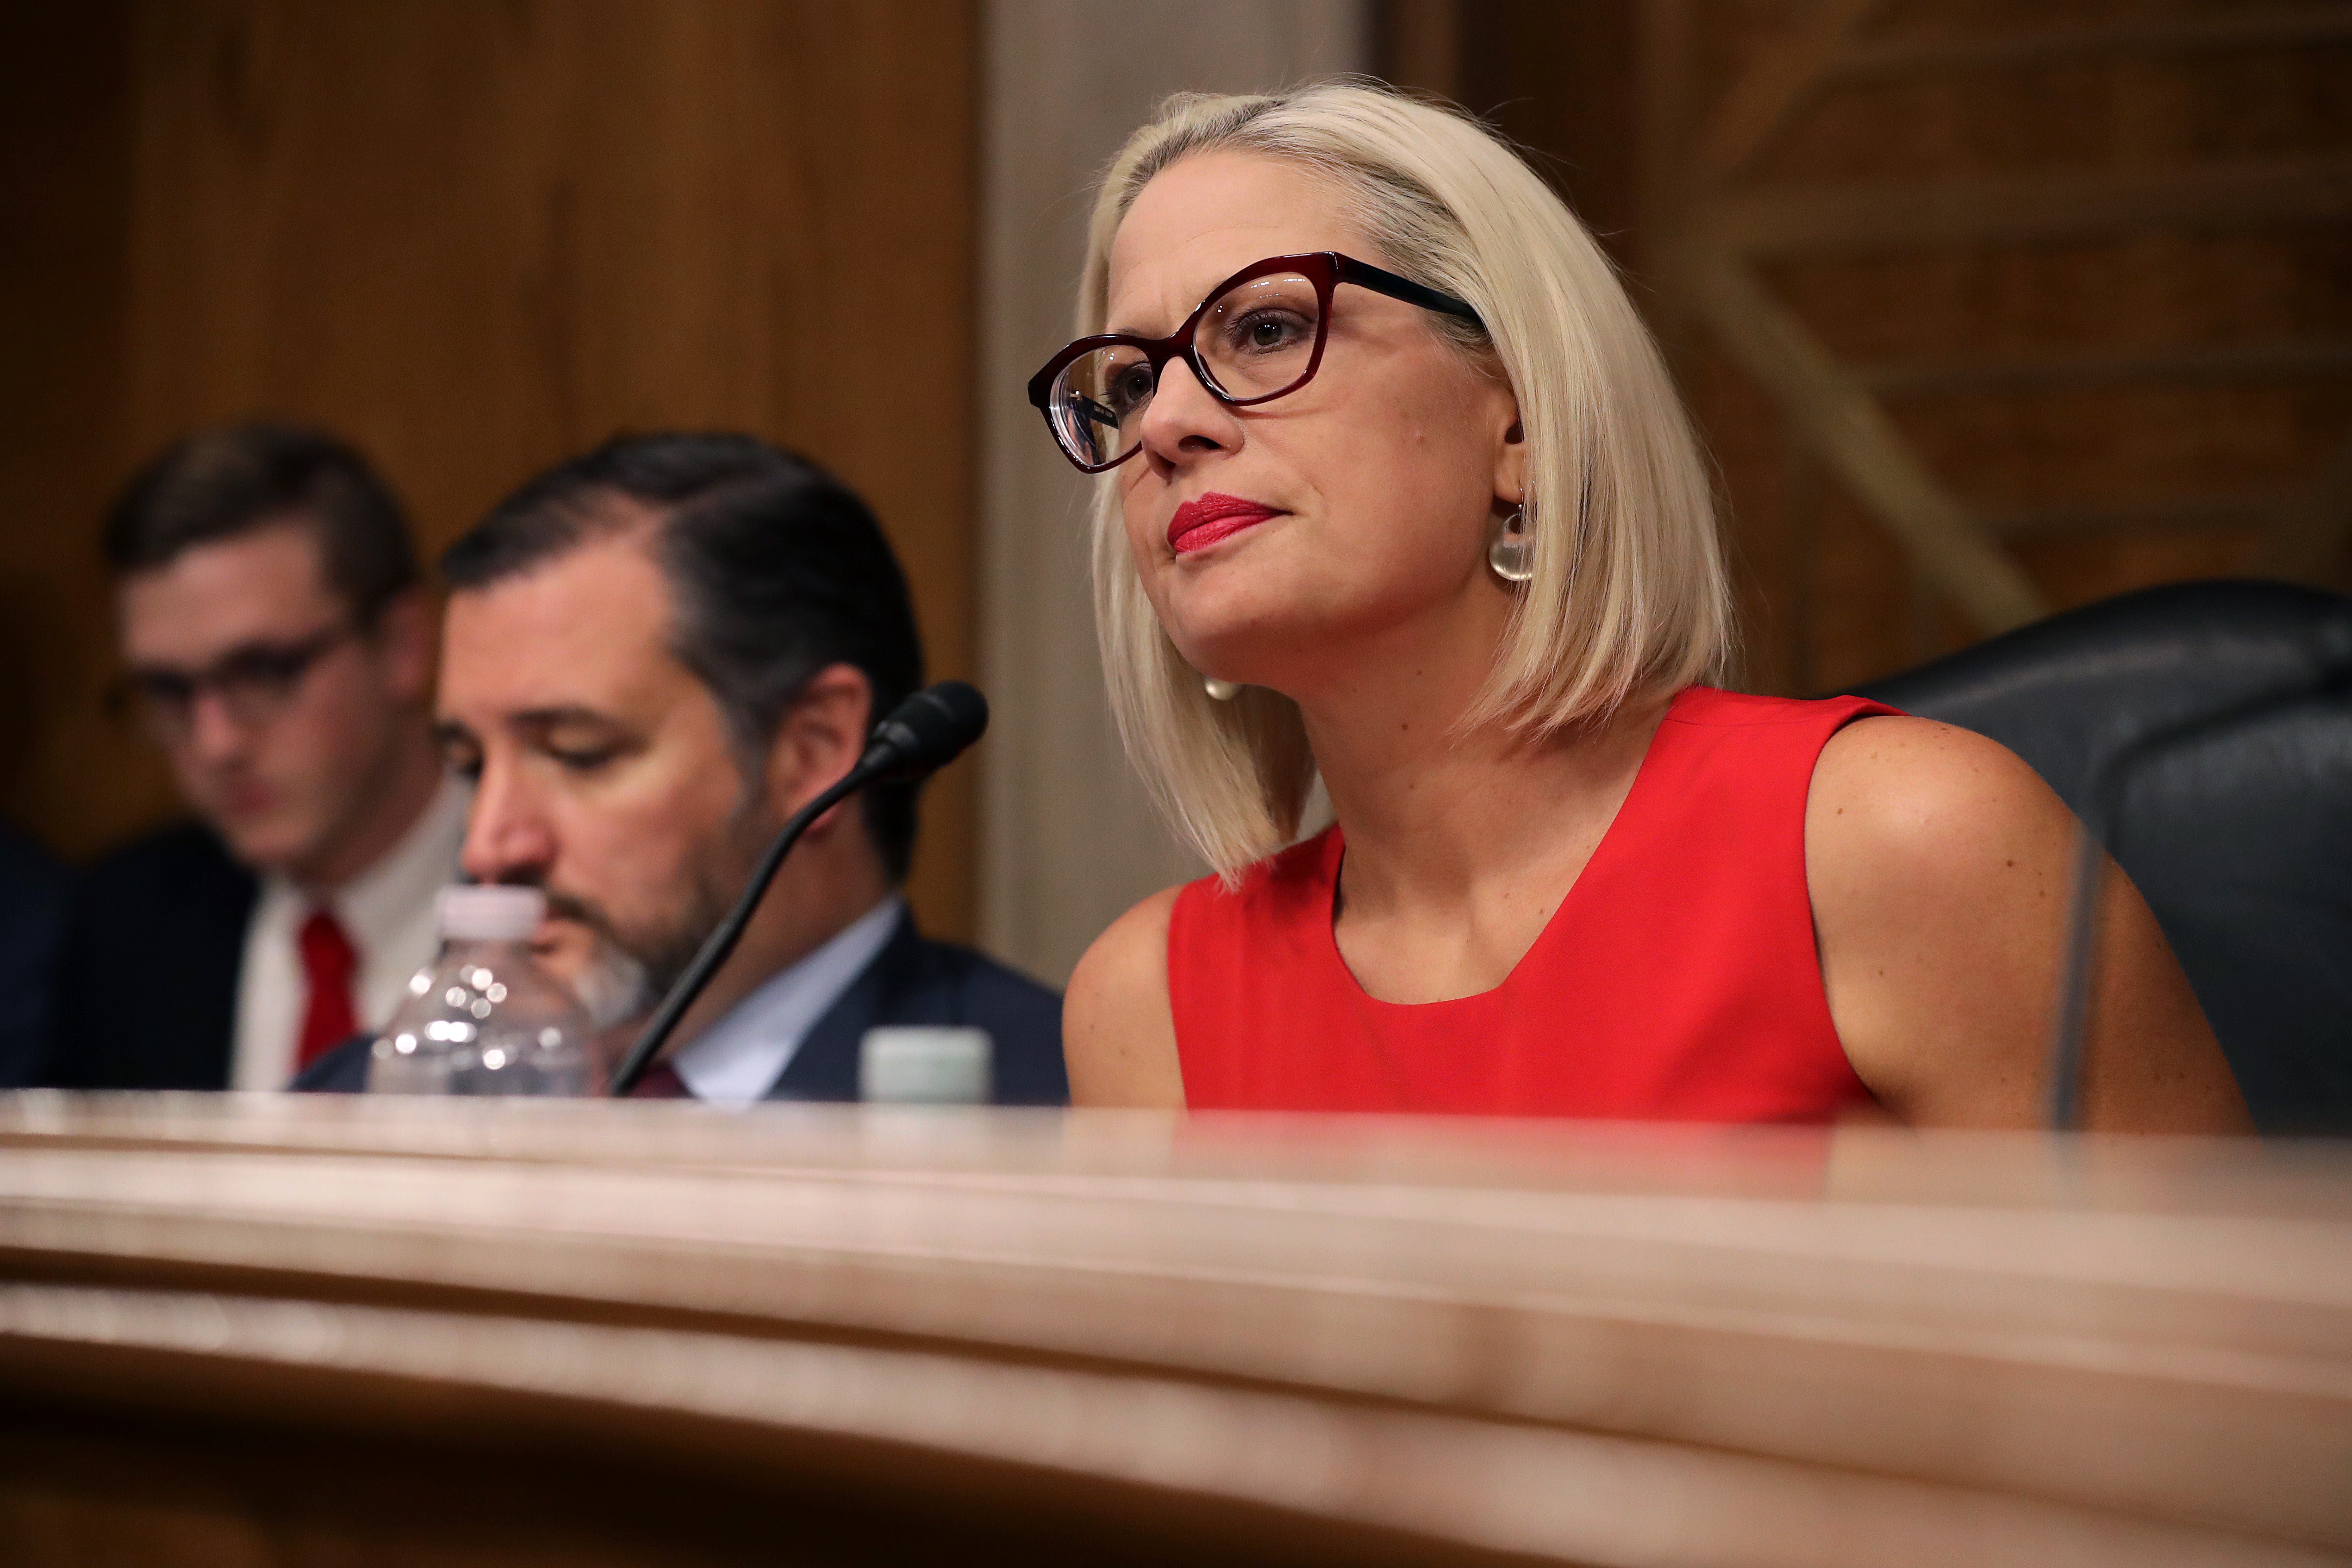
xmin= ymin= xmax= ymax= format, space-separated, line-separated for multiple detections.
xmin=626 ymin=1060 xmax=693 ymax=1099
xmin=296 ymin=908 xmax=361 ymax=1071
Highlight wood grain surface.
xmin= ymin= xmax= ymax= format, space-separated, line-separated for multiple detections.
xmin=0 ymin=1094 xmax=2343 ymax=1565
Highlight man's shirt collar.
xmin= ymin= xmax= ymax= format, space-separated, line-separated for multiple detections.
xmin=669 ymin=894 xmax=906 ymax=1105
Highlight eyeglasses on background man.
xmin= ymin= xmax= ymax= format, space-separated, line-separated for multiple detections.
xmin=112 ymin=622 xmax=358 ymax=743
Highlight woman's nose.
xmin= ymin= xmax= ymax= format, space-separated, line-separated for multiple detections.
xmin=1136 ymin=355 xmax=1235 ymax=469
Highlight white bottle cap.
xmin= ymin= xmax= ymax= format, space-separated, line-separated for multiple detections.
xmin=436 ymin=884 xmax=545 ymax=942
xmin=860 ymin=1027 xmax=992 ymax=1105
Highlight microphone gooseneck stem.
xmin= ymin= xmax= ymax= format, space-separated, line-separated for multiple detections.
xmin=606 ymin=766 xmax=868 ymax=1097
xmin=2045 ymin=818 xmax=2108 ymax=1132
xmin=601 ymin=679 xmax=990 ymax=1099
xmin=2043 ymin=674 xmax=2343 ymax=1130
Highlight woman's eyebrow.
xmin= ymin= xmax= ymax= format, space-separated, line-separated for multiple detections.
xmin=1103 ymin=277 xmax=1199 ymax=341
xmin=1102 ymin=309 xmax=1169 ymax=340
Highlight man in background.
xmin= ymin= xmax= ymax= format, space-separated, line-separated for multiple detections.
xmin=43 ymin=423 xmax=465 ymax=1090
xmin=300 ymin=432 xmax=1064 ymax=1102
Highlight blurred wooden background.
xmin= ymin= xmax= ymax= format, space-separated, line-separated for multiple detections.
xmin=1381 ymin=0 xmax=2352 ymax=691
xmin=4 ymin=0 xmax=2349 ymax=959
xmin=0 ymin=0 xmax=983 ymax=936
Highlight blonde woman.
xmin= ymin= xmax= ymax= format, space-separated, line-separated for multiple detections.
xmin=1035 ymin=83 xmax=2243 ymax=1129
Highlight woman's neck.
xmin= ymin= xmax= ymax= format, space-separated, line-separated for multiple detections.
xmin=1296 ymin=631 xmax=1672 ymax=919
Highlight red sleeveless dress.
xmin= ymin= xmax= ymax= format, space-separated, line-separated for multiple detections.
xmin=1166 ymin=686 xmax=1898 ymax=1121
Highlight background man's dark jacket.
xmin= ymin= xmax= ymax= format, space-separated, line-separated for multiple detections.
xmin=40 ymin=824 xmax=257 ymax=1090
xmin=0 ymin=825 xmax=69 ymax=1087
xmin=295 ymin=907 xmax=1068 ymax=1103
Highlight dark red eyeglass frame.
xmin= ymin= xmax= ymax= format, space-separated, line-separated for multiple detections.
xmin=1026 ymin=250 xmax=1485 ymax=474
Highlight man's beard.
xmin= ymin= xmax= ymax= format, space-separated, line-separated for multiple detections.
xmin=535 ymin=796 xmax=772 ymax=1032
xmin=542 ymin=879 xmax=730 ymax=1031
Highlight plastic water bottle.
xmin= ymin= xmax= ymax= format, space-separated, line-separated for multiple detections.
xmin=367 ymin=886 xmax=597 ymax=1096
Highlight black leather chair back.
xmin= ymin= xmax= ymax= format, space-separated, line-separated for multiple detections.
xmin=1852 ymin=580 xmax=2352 ymax=1135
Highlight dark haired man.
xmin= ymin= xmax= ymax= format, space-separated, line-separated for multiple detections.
xmin=300 ymin=432 xmax=1065 ymax=1102
xmin=43 ymin=423 xmax=464 ymax=1090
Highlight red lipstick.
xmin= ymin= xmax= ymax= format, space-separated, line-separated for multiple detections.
xmin=1168 ymin=492 xmax=1283 ymax=555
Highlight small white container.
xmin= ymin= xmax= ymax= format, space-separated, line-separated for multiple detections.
xmin=858 ymin=1027 xmax=992 ymax=1105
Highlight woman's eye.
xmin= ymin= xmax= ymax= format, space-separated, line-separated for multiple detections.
xmin=1109 ymin=364 xmax=1155 ymax=413
xmin=548 ymin=747 xmax=617 ymax=774
xmin=1231 ymin=310 xmax=1308 ymax=353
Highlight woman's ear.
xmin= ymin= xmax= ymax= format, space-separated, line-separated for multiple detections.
xmin=766 ymin=663 xmax=874 ymax=826
xmin=1493 ymin=408 xmax=1528 ymax=515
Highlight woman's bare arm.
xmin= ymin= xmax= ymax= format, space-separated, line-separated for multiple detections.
xmin=1063 ymin=887 xmax=1188 ymax=1108
xmin=1808 ymin=716 xmax=2248 ymax=1132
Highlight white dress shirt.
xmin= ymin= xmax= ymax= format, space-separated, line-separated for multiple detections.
xmin=230 ymin=774 xmax=471 ymax=1091
xmin=670 ymin=894 xmax=904 ymax=1106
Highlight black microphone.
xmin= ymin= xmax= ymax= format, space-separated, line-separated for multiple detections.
xmin=855 ymin=679 xmax=990 ymax=785
xmin=2045 ymin=677 xmax=2340 ymax=1130
xmin=607 ymin=680 xmax=989 ymax=1096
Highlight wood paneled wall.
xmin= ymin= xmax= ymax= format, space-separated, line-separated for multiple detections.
xmin=0 ymin=0 xmax=982 ymax=938
xmin=0 ymin=6 xmax=139 ymax=864
xmin=1381 ymin=0 xmax=2352 ymax=695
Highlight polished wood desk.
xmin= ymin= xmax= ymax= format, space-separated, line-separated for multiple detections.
xmin=0 ymin=1094 xmax=2344 ymax=1566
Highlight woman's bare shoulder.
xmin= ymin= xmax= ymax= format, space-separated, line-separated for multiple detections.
xmin=1063 ymin=886 xmax=1187 ymax=1108
xmin=1810 ymin=714 xmax=2068 ymax=863
xmin=1805 ymin=716 xmax=2076 ymax=1112
xmin=1804 ymin=714 xmax=2244 ymax=1131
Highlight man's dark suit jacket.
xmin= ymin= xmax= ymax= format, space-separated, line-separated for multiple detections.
xmin=294 ymin=906 xmax=1069 ymax=1104
xmin=41 ymin=823 xmax=258 ymax=1090
xmin=0 ymin=825 xmax=69 ymax=1087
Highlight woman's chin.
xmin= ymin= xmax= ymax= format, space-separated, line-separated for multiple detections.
xmin=1169 ymin=578 xmax=1383 ymax=658
xmin=1167 ymin=621 xmax=1316 ymax=694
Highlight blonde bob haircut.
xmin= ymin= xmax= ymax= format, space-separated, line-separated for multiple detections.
xmin=1081 ymin=81 xmax=1731 ymax=879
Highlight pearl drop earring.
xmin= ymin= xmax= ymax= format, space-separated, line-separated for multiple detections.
xmin=1203 ymin=677 xmax=1239 ymax=701
xmin=1488 ymin=505 xmax=1534 ymax=585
